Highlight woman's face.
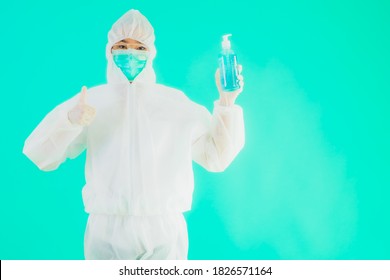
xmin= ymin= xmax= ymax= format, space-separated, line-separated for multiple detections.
xmin=111 ymin=38 xmax=148 ymax=52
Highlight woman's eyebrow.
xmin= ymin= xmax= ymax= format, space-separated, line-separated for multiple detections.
xmin=121 ymin=39 xmax=146 ymax=46
xmin=120 ymin=39 xmax=137 ymax=44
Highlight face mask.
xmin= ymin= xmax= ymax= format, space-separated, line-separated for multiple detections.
xmin=112 ymin=49 xmax=149 ymax=81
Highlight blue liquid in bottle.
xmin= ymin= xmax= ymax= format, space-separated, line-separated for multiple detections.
xmin=219 ymin=34 xmax=240 ymax=91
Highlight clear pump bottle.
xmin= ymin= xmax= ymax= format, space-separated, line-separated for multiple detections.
xmin=218 ymin=34 xmax=240 ymax=91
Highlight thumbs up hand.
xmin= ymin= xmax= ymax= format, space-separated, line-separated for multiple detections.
xmin=68 ymin=86 xmax=96 ymax=126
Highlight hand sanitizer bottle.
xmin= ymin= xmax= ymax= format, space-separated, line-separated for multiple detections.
xmin=218 ymin=34 xmax=240 ymax=91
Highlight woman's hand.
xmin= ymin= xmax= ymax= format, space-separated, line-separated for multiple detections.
xmin=68 ymin=86 xmax=96 ymax=126
xmin=215 ymin=64 xmax=244 ymax=106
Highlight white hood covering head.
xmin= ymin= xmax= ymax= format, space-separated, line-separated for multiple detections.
xmin=105 ymin=9 xmax=157 ymax=85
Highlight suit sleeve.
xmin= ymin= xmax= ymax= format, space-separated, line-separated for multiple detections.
xmin=191 ymin=100 xmax=245 ymax=172
xmin=23 ymin=95 xmax=87 ymax=171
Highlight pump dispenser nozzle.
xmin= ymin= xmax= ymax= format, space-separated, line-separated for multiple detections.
xmin=222 ymin=34 xmax=232 ymax=50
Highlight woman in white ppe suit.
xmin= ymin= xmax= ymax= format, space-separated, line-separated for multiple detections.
xmin=23 ymin=9 xmax=245 ymax=260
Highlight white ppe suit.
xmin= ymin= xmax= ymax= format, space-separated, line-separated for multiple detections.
xmin=23 ymin=10 xmax=245 ymax=259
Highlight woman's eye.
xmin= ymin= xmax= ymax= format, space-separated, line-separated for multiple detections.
xmin=137 ymin=46 xmax=147 ymax=51
xmin=119 ymin=45 xmax=126 ymax=49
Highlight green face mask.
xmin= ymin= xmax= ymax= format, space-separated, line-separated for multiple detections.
xmin=112 ymin=49 xmax=149 ymax=81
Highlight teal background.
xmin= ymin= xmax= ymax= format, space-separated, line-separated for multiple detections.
xmin=1 ymin=0 xmax=389 ymax=259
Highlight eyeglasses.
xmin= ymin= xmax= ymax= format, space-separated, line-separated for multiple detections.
xmin=111 ymin=43 xmax=148 ymax=52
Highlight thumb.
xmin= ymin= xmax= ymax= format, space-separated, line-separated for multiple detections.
xmin=79 ymin=86 xmax=87 ymax=105
xmin=215 ymin=68 xmax=222 ymax=92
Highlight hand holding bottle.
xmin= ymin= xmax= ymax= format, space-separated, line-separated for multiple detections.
xmin=68 ymin=86 xmax=96 ymax=126
xmin=215 ymin=64 xmax=244 ymax=106
xmin=216 ymin=34 xmax=244 ymax=106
